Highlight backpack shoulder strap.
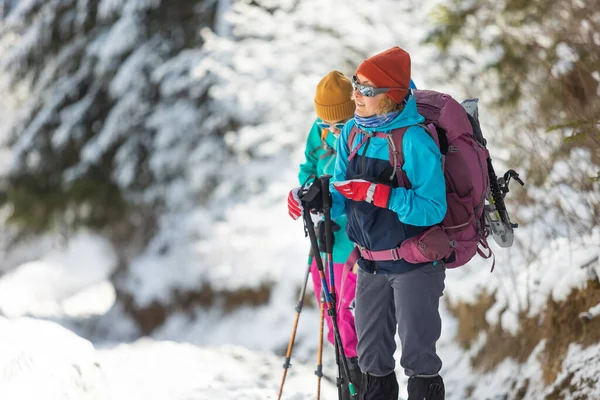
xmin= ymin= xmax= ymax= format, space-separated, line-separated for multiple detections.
xmin=347 ymin=125 xmax=420 ymax=189
xmin=347 ymin=125 xmax=361 ymax=161
xmin=387 ymin=127 xmax=410 ymax=188
xmin=347 ymin=125 xmax=374 ymax=162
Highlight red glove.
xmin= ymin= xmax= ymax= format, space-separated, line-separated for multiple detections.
xmin=287 ymin=187 xmax=304 ymax=220
xmin=333 ymin=179 xmax=391 ymax=208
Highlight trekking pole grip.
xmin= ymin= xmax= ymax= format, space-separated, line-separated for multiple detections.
xmin=319 ymin=174 xmax=334 ymax=260
xmin=320 ymin=174 xmax=332 ymax=210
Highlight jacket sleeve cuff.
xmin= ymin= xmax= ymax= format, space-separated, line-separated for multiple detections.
xmin=373 ymin=184 xmax=391 ymax=208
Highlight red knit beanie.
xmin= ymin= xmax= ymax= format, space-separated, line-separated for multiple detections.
xmin=355 ymin=46 xmax=411 ymax=103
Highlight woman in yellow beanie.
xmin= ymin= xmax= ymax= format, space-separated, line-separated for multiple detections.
xmin=287 ymin=71 xmax=361 ymax=399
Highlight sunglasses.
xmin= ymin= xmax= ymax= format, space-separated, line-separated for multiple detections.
xmin=317 ymin=121 xmax=346 ymax=130
xmin=352 ymin=75 xmax=405 ymax=97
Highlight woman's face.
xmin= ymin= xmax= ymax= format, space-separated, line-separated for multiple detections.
xmin=353 ymin=74 xmax=386 ymax=117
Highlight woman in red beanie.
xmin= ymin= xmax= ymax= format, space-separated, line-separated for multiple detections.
xmin=330 ymin=47 xmax=447 ymax=400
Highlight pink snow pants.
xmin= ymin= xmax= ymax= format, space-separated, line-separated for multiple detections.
xmin=310 ymin=259 xmax=358 ymax=358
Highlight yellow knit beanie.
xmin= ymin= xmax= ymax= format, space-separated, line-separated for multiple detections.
xmin=313 ymin=71 xmax=356 ymax=121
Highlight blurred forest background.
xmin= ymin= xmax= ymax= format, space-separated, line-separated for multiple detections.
xmin=0 ymin=0 xmax=598 ymax=398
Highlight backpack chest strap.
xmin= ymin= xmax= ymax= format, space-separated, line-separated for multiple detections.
xmin=347 ymin=129 xmax=388 ymax=161
xmin=346 ymin=125 xmax=411 ymax=188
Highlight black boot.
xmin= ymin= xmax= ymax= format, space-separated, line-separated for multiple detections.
xmin=358 ymin=371 xmax=398 ymax=400
xmin=340 ymin=357 xmax=362 ymax=400
xmin=407 ymin=375 xmax=445 ymax=400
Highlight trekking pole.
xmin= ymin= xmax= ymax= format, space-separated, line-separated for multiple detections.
xmin=315 ymin=290 xmax=325 ymax=400
xmin=320 ymin=174 xmax=358 ymax=399
xmin=328 ymin=244 xmax=343 ymax=400
xmin=277 ymin=260 xmax=313 ymax=400
xmin=300 ymin=175 xmax=357 ymax=398
xmin=325 ymin=241 xmax=343 ymax=398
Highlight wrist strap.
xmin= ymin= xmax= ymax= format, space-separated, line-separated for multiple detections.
xmin=365 ymin=183 xmax=376 ymax=203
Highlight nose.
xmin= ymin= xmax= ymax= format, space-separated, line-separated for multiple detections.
xmin=353 ymin=88 xmax=363 ymax=99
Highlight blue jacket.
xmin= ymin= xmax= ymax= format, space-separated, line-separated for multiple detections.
xmin=330 ymin=95 xmax=447 ymax=274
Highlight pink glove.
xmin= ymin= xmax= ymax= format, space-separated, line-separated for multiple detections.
xmin=287 ymin=187 xmax=303 ymax=220
xmin=333 ymin=179 xmax=391 ymax=208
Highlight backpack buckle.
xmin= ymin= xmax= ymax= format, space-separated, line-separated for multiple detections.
xmin=390 ymin=247 xmax=401 ymax=261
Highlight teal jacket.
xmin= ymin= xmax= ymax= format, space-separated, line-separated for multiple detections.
xmin=298 ymin=120 xmax=355 ymax=264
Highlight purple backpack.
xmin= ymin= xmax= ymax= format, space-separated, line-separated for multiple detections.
xmin=347 ymin=90 xmax=493 ymax=269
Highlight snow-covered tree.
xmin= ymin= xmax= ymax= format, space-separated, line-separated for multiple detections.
xmin=426 ymin=0 xmax=600 ymax=238
xmin=0 ymin=0 xmax=230 ymax=237
xmin=0 ymin=0 xmax=245 ymax=332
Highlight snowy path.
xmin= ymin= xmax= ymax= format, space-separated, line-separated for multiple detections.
xmin=98 ymin=340 xmax=338 ymax=400
xmin=0 ymin=317 xmax=337 ymax=400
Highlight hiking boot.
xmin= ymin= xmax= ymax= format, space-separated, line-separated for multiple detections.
xmin=358 ymin=371 xmax=398 ymax=400
xmin=340 ymin=357 xmax=362 ymax=400
xmin=407 ymin=374 xmax=445 ymax=400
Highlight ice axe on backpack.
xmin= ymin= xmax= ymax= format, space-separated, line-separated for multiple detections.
xmin=462 ymin=98 xmax=525 ymax=248
xmin=485 ymin=162 xmax=524 ymax=247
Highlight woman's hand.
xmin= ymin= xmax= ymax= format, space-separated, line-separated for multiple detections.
xmin=333 ymin=179 xmax=390 ymax=208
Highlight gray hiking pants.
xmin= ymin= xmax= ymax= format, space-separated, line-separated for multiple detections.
xmin=354 ymin=263 xmax=445 ymax=377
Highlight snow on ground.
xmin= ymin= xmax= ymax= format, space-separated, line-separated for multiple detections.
xmin=0 ymin=231 xmax=117 ymax=319
xmin=98 ymin=339 xmax=338 ymax=400
xmin=0 ymin=316 xmax=338 ymax=400
xmin=0 ymin=317 xmax=107 ymax=400
xmin=444 ymin=226 xmax=600 ymax=335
